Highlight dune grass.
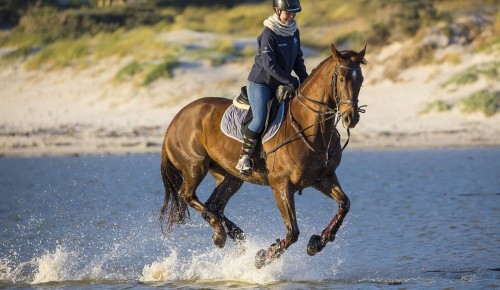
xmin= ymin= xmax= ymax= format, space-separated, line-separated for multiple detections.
xmin=18 ymin=23 xmax=178 ymax=72
xmin=420 ymin=89 xmax=500 ymax=117
xmin=419 ymin=100 xmax=453 ymax=115
xmin=114 ymin=61 xmax=143 ymax=83
xmin=441 ymin=61 xmax=500 ymax=88
xmin=141 ymin=55 xmax=179 ymax=86
xmin=113 ymin=52 xmax=180 ymax=87
xmin=0 ymin=32 xmax=44 ymax=49
xmin=460 ymin=90 xmax=500 ymax=116
xmin=1 ymin=0 xmax=498 ymax=85
xmin=25 ymin=37 xmax=90 ymax=70
xmin=441 ymin=71 xmax=479 ymax=88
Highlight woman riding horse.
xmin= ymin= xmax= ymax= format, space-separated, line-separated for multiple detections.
xmin=160 ymin=4 xmax=367 ymax=269
xmin=236 ymin=0 xmax=308 ymax=175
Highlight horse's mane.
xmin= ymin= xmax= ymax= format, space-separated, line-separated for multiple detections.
xmin=301 ymin=49 xmax=367 ymax=87
xmin=301 ymin=55 xmax=333 ymax=87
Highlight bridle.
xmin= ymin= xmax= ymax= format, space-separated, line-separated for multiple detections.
xmin=297 ymin=63 xmax=365 ymax=120
xmin=263 ymin=61 xmax=365 ymax=159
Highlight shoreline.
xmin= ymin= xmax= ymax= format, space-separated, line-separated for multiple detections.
xmin=1 ymin=128 xmax=498 ymax=158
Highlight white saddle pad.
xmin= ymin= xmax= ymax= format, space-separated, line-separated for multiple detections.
xmin=220 ymin=103 xmax=285 ymax=144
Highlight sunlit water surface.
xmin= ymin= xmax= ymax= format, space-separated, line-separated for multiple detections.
xmin=0 ymin=147 xmax=499 ymax=289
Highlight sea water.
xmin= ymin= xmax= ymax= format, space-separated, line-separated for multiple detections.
xmin=0 ymin=148 xmax=499 ymax=289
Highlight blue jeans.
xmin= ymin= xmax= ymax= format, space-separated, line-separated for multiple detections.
xmin=247 ymin=81 xmax=273 ymax=134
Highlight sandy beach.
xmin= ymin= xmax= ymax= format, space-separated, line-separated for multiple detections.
xmin=1 ymin=29 xmax=499 ymax=157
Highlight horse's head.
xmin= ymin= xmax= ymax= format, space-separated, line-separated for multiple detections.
xmin=330 ymin=44 xmax=366 ymax=129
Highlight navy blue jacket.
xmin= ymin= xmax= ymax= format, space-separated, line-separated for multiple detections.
xmin=248 ymin=27 xmax=308 ymax=89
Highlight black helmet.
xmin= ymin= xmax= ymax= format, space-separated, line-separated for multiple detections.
xmin=273 ymin=0 xmax=302 ymax=13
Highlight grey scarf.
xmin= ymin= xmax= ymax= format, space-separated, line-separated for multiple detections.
xmin=263 ymin=14 xmax=297 ymax=37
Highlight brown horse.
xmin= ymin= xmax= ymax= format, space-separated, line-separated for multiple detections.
xmin=160 ymin=44 xmax=367 ymax=268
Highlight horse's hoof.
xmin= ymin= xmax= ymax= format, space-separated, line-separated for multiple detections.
xmin=212 ymin=228 xmax=227 ymax=248
xmin=255 ymin=249 xmax=267 ymax=269
xmin=307 ymin=234 xmax=324 ymax=256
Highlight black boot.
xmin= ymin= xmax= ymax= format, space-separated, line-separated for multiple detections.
xmin=236 ymin=129 xmax=260 ymax=175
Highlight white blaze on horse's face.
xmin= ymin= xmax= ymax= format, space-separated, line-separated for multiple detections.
xmin=331 ymin=44 xmax=366 ymax=129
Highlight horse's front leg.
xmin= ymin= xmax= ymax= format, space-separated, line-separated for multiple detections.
xmin=255 ymin=184 xmax=299 ymax=268
xmin=308 ymin=173 xmax=350 ymax=256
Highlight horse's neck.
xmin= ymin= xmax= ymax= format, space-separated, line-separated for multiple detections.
xmin=301 ymin=60 xmax=336 ymax=108
xmin=293 ymin=60 xmax=336 ymax=125
xmin=286 ymin=60 xmax=339 ymax=149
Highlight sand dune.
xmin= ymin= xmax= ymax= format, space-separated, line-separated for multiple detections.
xmin=0 ymin=29 xmax=499 ymax=156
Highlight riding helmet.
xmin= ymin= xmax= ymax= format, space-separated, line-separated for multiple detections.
xmin=273 ymin=0 xmax=302 ymax=13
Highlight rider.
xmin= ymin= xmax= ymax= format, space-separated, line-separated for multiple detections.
xmin=236 ymin=0 xmax=308 ymax=175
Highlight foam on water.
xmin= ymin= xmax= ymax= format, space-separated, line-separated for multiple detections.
xmin=140 ymin=241 xmax=282 ymax=284
xmin=1 ymin=235 xmax=294 ymax=285
xmin=31 ymin=246 xmax=69 ymax=284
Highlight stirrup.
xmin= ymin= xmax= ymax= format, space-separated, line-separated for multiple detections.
xmin=236 ymin=156 xmax=253 ymax=175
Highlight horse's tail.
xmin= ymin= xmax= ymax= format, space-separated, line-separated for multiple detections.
xmin=159 ymin=146 xmax=188 ymax=234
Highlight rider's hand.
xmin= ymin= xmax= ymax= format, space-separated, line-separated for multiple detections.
xmin=290 ymin=78 xmax=300 ymax=90
xmin=277 ymin=84 xmax=294 ymax=101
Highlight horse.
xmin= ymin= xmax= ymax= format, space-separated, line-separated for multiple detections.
xmin=160 ymin=44 xmax=367 ymax=268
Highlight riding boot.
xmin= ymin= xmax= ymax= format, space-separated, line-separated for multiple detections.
xmin=236 ymin=128 xmax=260 ymax=175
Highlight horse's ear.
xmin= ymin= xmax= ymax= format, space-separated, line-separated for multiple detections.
xmin=330 ymin=43 xmax=342 ymax=60
xmin=358 ymin=44 xmax=367 ymax=58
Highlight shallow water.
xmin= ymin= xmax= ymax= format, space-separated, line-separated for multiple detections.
xmin=0 ymin=148 xmax=499 ymax=289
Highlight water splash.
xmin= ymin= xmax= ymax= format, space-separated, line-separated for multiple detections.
xmin=32 ymin=246 xmax=69 ymax=284
xmin=140 ymin=250 xmax=179 ymax=281
xmin=140 ymin=241 xmax=283 ymax=285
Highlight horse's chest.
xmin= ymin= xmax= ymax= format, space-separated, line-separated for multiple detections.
xmin=287 ymin=161 xmax=331 ymax=187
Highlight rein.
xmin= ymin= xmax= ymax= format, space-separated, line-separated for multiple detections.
xmin=263 ymin=63 xmax=365 ymax=158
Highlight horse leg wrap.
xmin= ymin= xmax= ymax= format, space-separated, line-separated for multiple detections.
xmin=320 ymin=214 xmax=339 ymax=245
xmin=255 ymin=239 xmax=285 ymax=269
xmin=307 ymin=215 xmax=338 ymax=256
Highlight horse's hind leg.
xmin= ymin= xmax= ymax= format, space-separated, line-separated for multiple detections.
xmin=178 ymin=160 xmax=228 ymax=248
xmin=206 ymin=170 xmax=245 ymax=244
xmin=309 ymin=173 xmax=350 ymax=255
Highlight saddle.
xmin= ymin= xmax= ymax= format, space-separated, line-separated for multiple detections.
xmin=221 ymin=86 xmax=288 ymax=145
xmin=236 ymin=86 xmax=280 ymax=132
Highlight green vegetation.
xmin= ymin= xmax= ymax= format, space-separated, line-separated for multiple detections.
xmin=1 ymin=45 xmax=33 ymax=60
xmin=420 ymin=90 xmax=500 ymax=117
xmin=142 ymin=55 xmax=179 ymax=86
xmin=114 ymin=61 xmax=143 ymax=82
xmin=113 ymin=54 xmax=180 ymax=87
xmin=419 ymin=100 xmax=453 ymax=115
xmin=460 ymin=90 xmax=500 ymax=116
xmin=25 ymin=37 xmax=90 ymax=70
xmin=441 ymin=71 xmax=479 ymax=88
xmin=441 ymin=61 xmax=500 ymax=88
xmin=1 ymin=0 xmax=500 ymax=85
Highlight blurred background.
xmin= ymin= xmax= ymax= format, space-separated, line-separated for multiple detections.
xmin=0 ymin=0 xmax=499 ymax=155
xmin=2 ymin=0 xmax=499 ymax=67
